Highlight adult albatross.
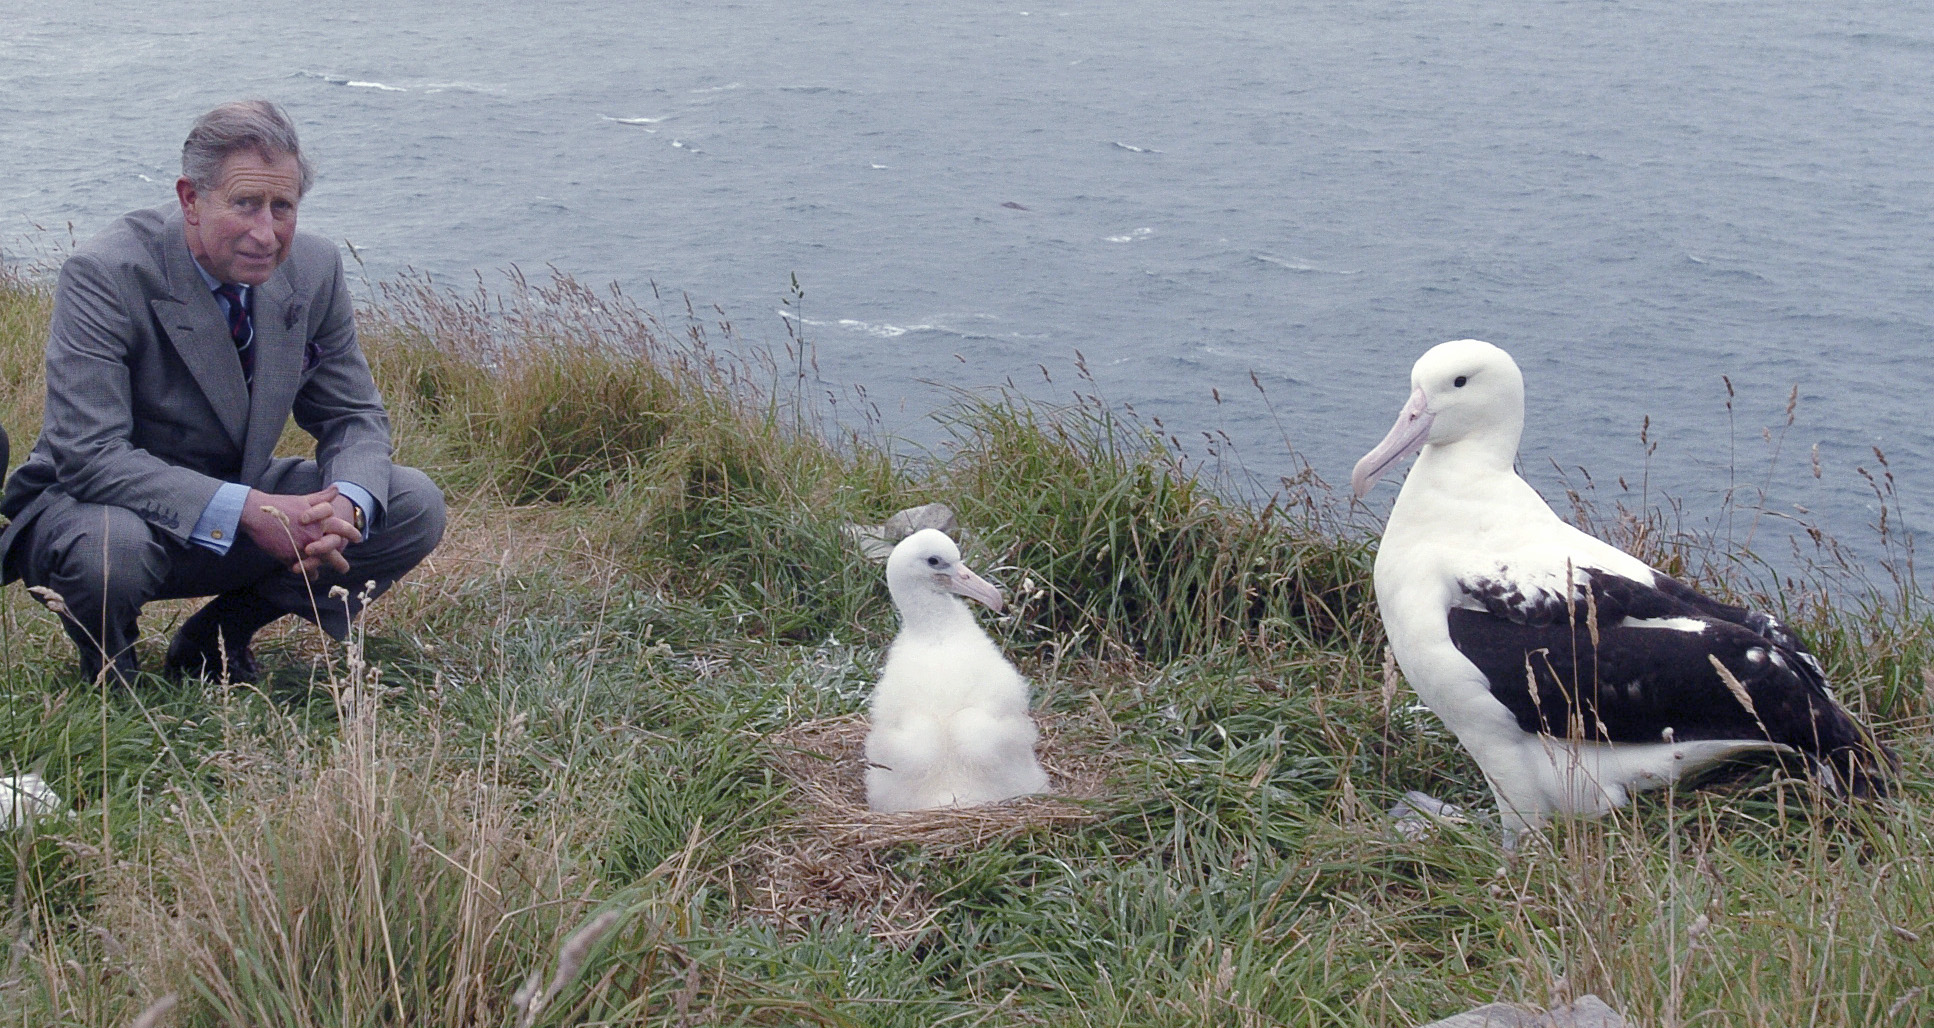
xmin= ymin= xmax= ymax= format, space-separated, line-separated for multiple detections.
xmin=1353 ymin=339 xmax=1895 ymax=844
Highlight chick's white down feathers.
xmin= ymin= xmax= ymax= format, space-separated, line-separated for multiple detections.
xmin=864 ymin=529 xmax=1049 ymax=812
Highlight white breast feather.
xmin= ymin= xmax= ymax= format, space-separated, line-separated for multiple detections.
xmin=865 ymin=629 xmax=1048 ymax=812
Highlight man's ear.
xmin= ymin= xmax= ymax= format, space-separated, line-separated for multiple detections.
xmin=176 ymin=177 xmax=201 ymax=225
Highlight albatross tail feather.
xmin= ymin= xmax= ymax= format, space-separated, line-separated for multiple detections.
xmin=1813 ymin=714 xmax=1900 ymax=801
xmin=1764 ymin=677 xmax=1899 ymax=800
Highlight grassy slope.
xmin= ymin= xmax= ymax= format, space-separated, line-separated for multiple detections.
xmin=0 ymin=265 xmax=1928 ymax=1027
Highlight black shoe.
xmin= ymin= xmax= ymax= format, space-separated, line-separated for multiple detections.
xmin=164 ymin=598 xmax=270 ymax=684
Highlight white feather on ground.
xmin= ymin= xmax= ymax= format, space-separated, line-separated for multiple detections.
xmin=2 ymin=773 xmax=65 ymax=829
xmin=865 ymin=529 xmax=1049 ymax=812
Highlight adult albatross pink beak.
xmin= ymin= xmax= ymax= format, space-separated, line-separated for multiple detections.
xmin=944 ymin=561 xmax=1005 ymax=612
xmin=1351 ymin=386 xmax=1434 ymax=499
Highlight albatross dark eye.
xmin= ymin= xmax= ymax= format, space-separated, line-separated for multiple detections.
xmin=926 ymin=555 xmax=942 ymax=567
xmin=1454 ymin=375 xmax=1468 ymax=388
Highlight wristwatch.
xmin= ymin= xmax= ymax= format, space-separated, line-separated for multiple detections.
xmin=350 ymin=502 xmax=366 ymax=533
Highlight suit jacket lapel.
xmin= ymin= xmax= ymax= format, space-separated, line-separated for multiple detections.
xmin=150 ymin=216 xmax=248 ymax=449
xmin=241 ymin=271 xmax=303 ymax=482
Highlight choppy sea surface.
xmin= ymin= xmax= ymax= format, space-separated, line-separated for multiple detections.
xmin=4 ymin=0 xmax=1929 ymax=571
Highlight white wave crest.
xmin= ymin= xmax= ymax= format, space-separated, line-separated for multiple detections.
xmin=419 ymin=82 xmax=505 ymax=94
xmin=1254 ymin=254 xmax=1359 ymax=275
xmin=776 ymin=310 xmax=940 ymax=339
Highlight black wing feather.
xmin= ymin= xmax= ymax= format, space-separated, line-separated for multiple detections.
xmin=1449 ymin=567 xmax=1894 ymax=795
xmin=1447 ymin=605 xmax=1768 ymax=744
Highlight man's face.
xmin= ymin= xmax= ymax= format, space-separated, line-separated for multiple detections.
xmin=177 ymin=148 xmax=302 ymax=286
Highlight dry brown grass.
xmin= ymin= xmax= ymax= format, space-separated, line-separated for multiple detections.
xmin=75 ymin=645 xmax=610 ymax=1028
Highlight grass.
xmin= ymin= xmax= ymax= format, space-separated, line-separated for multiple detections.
xmin=0 ymin=259 xmax=1928 ymax=1026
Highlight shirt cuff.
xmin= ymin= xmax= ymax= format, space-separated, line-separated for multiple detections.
xmin=333 ymin=480 xmax=377 ymax=539
xmin=190 ymin=482 xmax=252 ymax=555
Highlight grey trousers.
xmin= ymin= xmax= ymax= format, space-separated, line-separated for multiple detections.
xmin=10 ymin=461 xmax=445 ymax=679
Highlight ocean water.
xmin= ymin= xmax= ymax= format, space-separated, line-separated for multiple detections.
xmin=3 ymin=0 xmax=1929 ymax=569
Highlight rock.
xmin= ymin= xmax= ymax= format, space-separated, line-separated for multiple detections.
xmin=1418 ymin=995 xmax=1633 ymax=1028
xmin=842 ymin=503 xmax=960 ymax=562
xmin=1388 ymin=789 xmax=1471 ymax=841
xmin=1420 ymin=1003 xmax=1538 ymax=1028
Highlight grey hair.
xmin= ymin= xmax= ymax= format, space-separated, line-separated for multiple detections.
xmin=181 ymin=100 xmax=316 ymax=197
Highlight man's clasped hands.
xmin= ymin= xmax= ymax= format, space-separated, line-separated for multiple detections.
xmin=241 ymin=485 xmax=364 ymax=577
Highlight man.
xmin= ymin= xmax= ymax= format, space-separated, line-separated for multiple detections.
xmin=0 ymin=101 xmax=445 ymax=684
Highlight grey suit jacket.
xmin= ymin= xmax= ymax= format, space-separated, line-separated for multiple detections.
xmin=0 ymin=205 xmax=395 ymax=579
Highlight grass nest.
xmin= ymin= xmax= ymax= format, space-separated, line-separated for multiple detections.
xmin=745 ymin=708 xmax=1123 ymax=943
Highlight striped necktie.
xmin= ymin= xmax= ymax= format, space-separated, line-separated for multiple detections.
xmin=213 ymin=283 xmax=255 ymax=384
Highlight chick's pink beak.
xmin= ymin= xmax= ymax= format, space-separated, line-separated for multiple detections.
xmin=945 ymin=564 xmax=1004 ymax=612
